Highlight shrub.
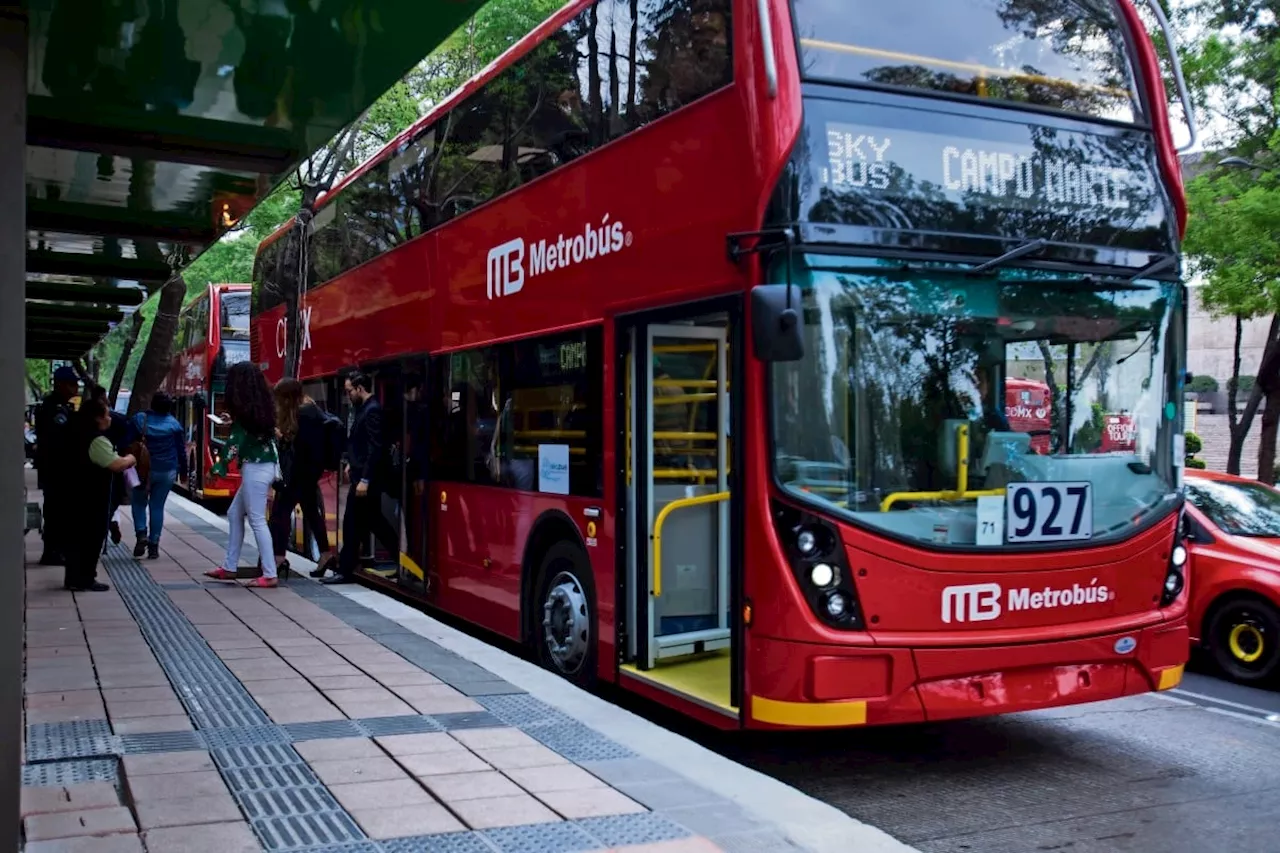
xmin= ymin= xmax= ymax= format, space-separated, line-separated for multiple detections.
xmin=1184 ymin=431 xmax=1203 ymax=456
xmin=1229 ymin=375 xmax=1257 ymax=394
xmin=1187 ymin=458 xmax=1207 ymax=470
xmin=1188 ymin=375 xmax=1219 ymax=394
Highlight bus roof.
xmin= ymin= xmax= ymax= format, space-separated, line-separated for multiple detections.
xmin=256 ymin=0 xmax=580 ymax=255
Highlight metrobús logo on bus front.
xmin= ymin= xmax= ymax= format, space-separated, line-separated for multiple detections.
xmin=941 ymin=579 xmax=1115 ymax=624
xmin=486 ymin=215 xmax=633 ymax=300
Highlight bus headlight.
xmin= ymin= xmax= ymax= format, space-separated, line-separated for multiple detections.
xmin=1171 ymin=544 xmax=1187 ymax=568
xmin=1160 ymin=520 xmax=1188 ymax=607
xmin=810 ymin=563 xmax=837 ymax=589
xmin=773 ymin=501 xmax=864 ymax=631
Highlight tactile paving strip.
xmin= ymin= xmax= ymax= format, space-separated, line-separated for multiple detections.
xmin=354 ymin=715 xmax=440 ymax=737
xmin=21 ymin=758 xmax=119 ymax=788
xmin=282 ymin=721 xmax=363 ymax=742
xmin=575 ymin=813 xmax=693 ymax=847
xmin=524 ymin=722 xmax=635 ymax=762
xmin=118 ymin=731 xmax=205 ymax=755
xmin=25 ymin=733 xmax=119 ymax=763
xmin=481 ymin=821 xmax=601 ymax=853
xmin=478 ymin=694 xmax=577 ymax=729
xmin=381 ymin=831 xmax=499 ymax=853
xmin=100 ymin=549 xmax=373 ymax=851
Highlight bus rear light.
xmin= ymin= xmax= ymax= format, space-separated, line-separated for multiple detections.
xmin=772 ymin=501 xmax=864 ymax=631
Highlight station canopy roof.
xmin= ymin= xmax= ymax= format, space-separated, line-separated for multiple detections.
xmin=25 ymin=0 xmax=485 ymax=361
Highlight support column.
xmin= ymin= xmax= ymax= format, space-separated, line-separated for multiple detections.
xmin=0 ymin=4 xmax=24 ymax=851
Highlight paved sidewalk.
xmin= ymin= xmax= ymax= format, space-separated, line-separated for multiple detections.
xmin=20 ymin=504 xmax=799 ymax=853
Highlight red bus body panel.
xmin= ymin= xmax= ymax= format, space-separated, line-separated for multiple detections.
xmin=252 ymin=0 xmax=1187 ymax=728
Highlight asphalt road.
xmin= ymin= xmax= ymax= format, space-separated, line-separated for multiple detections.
xmin=714 ymin=664 xmax=1280 ymax=853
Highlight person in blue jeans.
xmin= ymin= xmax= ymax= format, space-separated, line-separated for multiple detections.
xmin=129 ymin=392 xmax=187 ymax=560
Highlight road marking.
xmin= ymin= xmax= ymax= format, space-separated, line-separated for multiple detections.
xmin=1168 ymin=688 xmax=1278 ymax=717
xmin=1202 ymin=706 xmax=1280 ymax=729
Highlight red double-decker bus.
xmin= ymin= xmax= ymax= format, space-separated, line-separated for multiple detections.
xmin=252 ymin=0 xmax=1195 ymax=729
xmin=166 ymin=283 xmax=252 ymax=505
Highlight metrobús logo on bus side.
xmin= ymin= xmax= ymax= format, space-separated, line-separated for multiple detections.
xmin=941 ymin=580 xmax=1115 ymax=624
xmin=486 ymin=215 xmax=633 ymax=300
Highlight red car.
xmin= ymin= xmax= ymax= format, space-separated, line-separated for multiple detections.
xmin=1185 ymin=468 xmax=1280 ymax=684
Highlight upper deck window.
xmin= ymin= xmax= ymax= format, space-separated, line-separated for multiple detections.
xmin=792 ymin=0 xmax=1142 ymax=123
xmin=220 ymin=292 xmax=251 ymax=341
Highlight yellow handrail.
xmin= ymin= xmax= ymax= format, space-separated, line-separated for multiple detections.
xmin=880 ymin=423 xmax=1005 ymax=512
xmin=652 ymin=491 xmax=730 ymax=597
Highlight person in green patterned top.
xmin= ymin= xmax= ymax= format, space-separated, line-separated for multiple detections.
xmin=205 ymin=363 xmax=280 ymax=588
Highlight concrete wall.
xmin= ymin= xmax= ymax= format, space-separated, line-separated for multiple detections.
xmin=1186 ymin=288 xmax=1271 ymax=389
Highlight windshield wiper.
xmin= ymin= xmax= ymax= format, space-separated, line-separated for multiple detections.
xmin=966 ymin=239 xmax=1048 ymax=276
xmin=1128 ymin=255 xmax=1177 ymax=282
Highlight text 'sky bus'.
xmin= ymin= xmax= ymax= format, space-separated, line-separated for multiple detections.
xmin=252 ymin=0 xmax=1195 ymax=729
xmin=166 ymin=283 xmax=252 ymax=505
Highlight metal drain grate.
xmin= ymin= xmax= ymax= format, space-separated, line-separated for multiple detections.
xmin=354 ymin=715 xmax=440 ymax=737
xmin=21 ymin=758 xmax=119 ymax=788
xmin=381 ymin=831 xmax=499 ymax=853
xmin=575 ymin=813 xmax=692 ymax=847
xmin=27 ymin=720 xmax=113 ymax=741
xmin=481 ymin=821 xmax=600 ymax=853
xmin=118 ymin=732 xmax=206 ymax=755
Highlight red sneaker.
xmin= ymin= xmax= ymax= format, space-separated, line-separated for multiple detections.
xmin=204 ymin=567 xmax=236 ymax=581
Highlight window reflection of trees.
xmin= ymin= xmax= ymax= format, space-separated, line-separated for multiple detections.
xmin=793 ymin=0 xmax=1139 ymax=121
xmin=253 ymin=0 xmax=733 ymax=313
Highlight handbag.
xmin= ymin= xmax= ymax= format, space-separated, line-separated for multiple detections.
xmin=270 ymin=439 xmax=286 ymax=489
xmin=127 ymin=414 xmax=151 ymax=487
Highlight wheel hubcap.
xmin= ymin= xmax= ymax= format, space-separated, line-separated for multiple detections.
xmin=542 ymin=570 xmax=588 ymax=674
xmin=1229 ymin=618 xmax=1266 ymax=664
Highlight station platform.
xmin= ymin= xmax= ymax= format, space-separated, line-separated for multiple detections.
xmin=20 ymin=499 xmax=778 ymax=853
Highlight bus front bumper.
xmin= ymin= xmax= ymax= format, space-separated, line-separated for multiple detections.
xmin=746 ymin=619 xmax=1188 ymax=729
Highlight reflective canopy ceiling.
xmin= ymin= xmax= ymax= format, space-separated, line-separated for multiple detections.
xmin=24 ymin=0 xmax=486 ymax=360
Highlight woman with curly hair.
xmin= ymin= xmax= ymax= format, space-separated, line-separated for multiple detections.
xmin=205 ymin=362 xmax=280 ymax=588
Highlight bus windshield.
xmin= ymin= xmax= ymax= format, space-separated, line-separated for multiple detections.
xmin=220 ymin=292 xmax=251 ymax=341
xmin=791 ymin=0 xmax=1141 ymax=123
xmin=771 ymin=256 xmax=1182 ymax=549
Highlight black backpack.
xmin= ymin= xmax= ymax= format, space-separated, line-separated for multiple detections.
xmin=320 ymin=410 xmax=345 ymax=472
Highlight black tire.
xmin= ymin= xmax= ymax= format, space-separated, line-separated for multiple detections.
xmin=1207 ymin=594 xmax=1280 ymax=685
xmin=531 ymin=541 xmax=597 ymax=688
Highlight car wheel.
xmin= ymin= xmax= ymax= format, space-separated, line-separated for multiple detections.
xmin=1207 ymin=595 xmax=1280 ymax=685
xmin=532 ymin=541 xmax=597 ymax=688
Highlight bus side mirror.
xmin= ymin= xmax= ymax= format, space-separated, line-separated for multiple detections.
xmin=751 ymin=284 xmax=805 ymax=363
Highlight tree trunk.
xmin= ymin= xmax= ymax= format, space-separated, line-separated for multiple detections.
xmin=1255 ymin=317 xmax=1280 ymax=483
xmin=128 ymin=276 xmax=186 ymax=416
xmin=107 ymin=311 xmax=144 ymax=408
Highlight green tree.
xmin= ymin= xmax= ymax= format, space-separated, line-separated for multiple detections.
xmin=1175 ymin=0 xmax=1280 ymax=480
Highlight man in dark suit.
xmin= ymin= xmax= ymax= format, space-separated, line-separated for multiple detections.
xmin=325 ymin=372 xmax=400 ymax=584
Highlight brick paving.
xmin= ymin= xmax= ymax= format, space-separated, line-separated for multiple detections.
xmin=19 ymin=487 xmax=795 ymax=852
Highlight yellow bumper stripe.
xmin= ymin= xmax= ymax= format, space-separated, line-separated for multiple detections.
xmin=751 ymin=696 xmax=867 ymax=727
xmin=1157 ymin=664 xmax=1185 ymax=691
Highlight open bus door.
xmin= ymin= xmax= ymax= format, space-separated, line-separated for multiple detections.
xmin=618 ymin=302 xmax=743 ymax=725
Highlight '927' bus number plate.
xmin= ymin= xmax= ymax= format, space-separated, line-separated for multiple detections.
xmin=1005 ymin=483 xmax=1093 ymax=543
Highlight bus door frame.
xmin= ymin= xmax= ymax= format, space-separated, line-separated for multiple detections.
xmin=616 ymin=295 xmax=745 ymax=709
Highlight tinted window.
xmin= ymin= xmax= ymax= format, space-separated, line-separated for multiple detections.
xmin=307 ymin=0 xmax=732 ymax=292
xmin=1188 ymin=479 xmax=1280 ymax=538
xmin=792 ymin=0 xmax=1141 ymax=122
xmin=221 ymin=292 xmax=251 ymax=340
xmin=253 ymin=237 xmax=288 ymax=313
xmin=431 ymin=327 xmax=602 ymax=497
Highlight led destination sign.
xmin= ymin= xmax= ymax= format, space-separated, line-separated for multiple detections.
xmin=798 ymin=102 xmax=1173 ymax=253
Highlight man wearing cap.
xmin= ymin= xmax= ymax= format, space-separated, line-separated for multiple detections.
xmin=35 ymin=365 xmax=80 ymax=565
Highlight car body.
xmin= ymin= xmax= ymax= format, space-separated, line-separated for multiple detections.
xmin=1185 ymin=468 xmax=1280 ymax=684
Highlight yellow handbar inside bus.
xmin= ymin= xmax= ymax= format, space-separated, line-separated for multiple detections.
xmin=880 ymin=423 xmax=1005 ymax=512
xmin=652 ymin=491 xmax=731 ymax=597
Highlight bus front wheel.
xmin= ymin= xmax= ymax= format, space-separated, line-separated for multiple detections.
xmin=532 ymin=541 xmax=596 ymax=688
xmin=1207 ymin=594 xmax=1280 ymax=685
